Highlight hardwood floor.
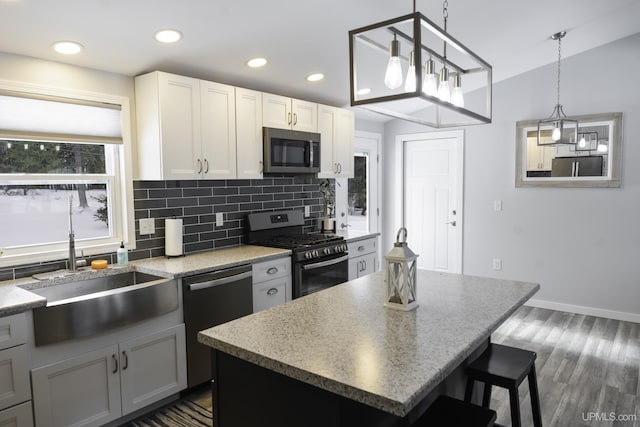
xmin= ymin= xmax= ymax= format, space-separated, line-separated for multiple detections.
xmin=490 ymin=306 xmax=640 ymax=427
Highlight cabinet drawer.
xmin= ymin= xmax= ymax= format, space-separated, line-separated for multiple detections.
xmin=0 ymin=401 xmax=33 ymax=427
xmin=0 ymin=313 xmax=27 ymax=351
xmin=0 ymin=345 xmax=31 ymax=411
xmin=252 ymin=257 xmax=291 ymax=283
xmin=347 ymin=237 xmax=377 ymax=256
xmin=253 ymin=279 xmax=287 ymax=313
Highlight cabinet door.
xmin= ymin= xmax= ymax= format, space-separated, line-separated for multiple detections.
xmin=253 ymin=278 xmax=289 ymax=313
xmin=317 ymin=104 xmax=337 ymax=178
xmin=291 ymin=99 xmax=317 ymax=132
xmin=158 ymin=72 xmax=202 ymax=180
xmin=236 ymin=88 xmax=264 ymax=179
xmin=119 ymin=324 xmax=187 ymax=415
xmin=0 ymin=345 xmax=30 ymax=411
xmin=334 ymin=109 xmax=355 ymax=178
xmin=358 ymin=252 xmax=377 ymax=277
xmin=201 ymin=81 xmax=237 ymax=179
xmin=32 ymin=344 xmax=121 ymax=427
xmin=0 ymin=401 xmax=33 ymax=427
xmin=262 ymin=92 xmax=291 ymax=129
xmin=348 ymin=256 xmax=360 ymax=281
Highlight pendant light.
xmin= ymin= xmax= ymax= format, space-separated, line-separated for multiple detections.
xmin=537 ymin=31 xmax=578 ymax=146
xmin=436 ymin=0 xmax=452 ymax=103
xmin=384 ymin=34 xmax=403 ymax=89
xmin=422 ymin=57 xmax=438 ymax=96
xmin=405 ymin=50 xmax=417 ymax=92
xmin=348 ymin=0 xmax=492 ymax=127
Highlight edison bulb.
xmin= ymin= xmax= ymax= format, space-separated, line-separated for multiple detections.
xmin=385 ymin=56 xmax=403 ymax=90
xmin=438 ymin=80 xmax=451 ymax=102
xmin=578 ymin=136 xmax=586 ymax=148
xmin=423 ymin=73 xmax=438 ymax=96
xmin=451 ymin=87 xmax=464 ymax=107
xmin=405 ymin=65 xmax=416 ymax=92
xmin=552 ymin=127 xmax=561 ymax=141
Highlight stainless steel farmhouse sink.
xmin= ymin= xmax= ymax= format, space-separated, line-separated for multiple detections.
xmin=27 ymin=271 xmax=178 ymax=346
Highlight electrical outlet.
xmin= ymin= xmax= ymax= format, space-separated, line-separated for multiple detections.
xmin=492 ymin=258 xmax=502 ymax=271
xmin=304 ymin=205 xmax=310 ymax=217
xmin=494 ymin=200 xmax=503 ymax=212
xmin=139 ymin=218 xmax=155 ymax=235
xmin=216 ymin=212 xmax=224 ymax=227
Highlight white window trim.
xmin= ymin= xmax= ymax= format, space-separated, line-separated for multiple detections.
xmin=0 ymin=79 xmax=135 ymax=268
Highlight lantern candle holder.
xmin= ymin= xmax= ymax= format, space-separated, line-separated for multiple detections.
xmin=384 ymin=227 xmax=419 ymax=311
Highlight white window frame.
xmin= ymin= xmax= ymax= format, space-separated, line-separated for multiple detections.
xmin=0 ymin=80 xmax=135 ymax=267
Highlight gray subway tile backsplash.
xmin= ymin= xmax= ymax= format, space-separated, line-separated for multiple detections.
xmin=6 ymin=177 xmax=329 ymax=279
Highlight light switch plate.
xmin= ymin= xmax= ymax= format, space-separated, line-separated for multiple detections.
xmin=216 ymin=212 xmax=224 ymax=227
xmin=492 ymin=258 xmax=502 ymax=271
xmin=139 ymin=218 xmax=155 ymax=235
xmin=494 ymin=200 xmax=503 ymax=212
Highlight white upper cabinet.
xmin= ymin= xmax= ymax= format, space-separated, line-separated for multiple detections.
xmin=200 ymin=80 xmax=237 ymax=179
xmin=263 ymin=93 xmax=317 ymax=132
xmin=317 ymin=104 xmax=355 ymax=178
xmin=135 ymin=71 xmax=237 ymax=180
xmin=236 ymin=88 xmax=264 ymax=179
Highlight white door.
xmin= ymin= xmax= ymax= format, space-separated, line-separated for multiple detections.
xmin=403 ymin=131 xmax=463 ymax=273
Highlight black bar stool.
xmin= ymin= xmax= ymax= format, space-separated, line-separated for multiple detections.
xmin=413 ymin=395 xmax=496 ymax=427
xmin=464 ymin=343 xmax=543 ymax=427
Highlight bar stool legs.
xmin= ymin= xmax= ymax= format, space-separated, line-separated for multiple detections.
xmin=464 ymin=343 xmax=543 ymax=427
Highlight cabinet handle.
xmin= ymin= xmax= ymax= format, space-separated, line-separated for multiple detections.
xmin=358 ymin=245 xmax=365 ymax=252
xmin=363 ymin=259 xmax=367 ymax=271
xmin=288 ymin=112 xmax=292 ymax=125
xmin=259 ymin=160 xmax=263 ymax=173
xmin=337 ymin=163 xmax=342 ymax=174
xmin=267 ymin=288 xmax=278 ymax=295
xmin=267 ymin=267 xmax=278 ymax=275
xmin=196 ymin=158 xmax=202 ymax=174
xmin=122 ymin=350 xmax=129 ymax=370
xmin=334 ymin=163 xmax=338 ymax=173
xmin=112 ymin=354 xmax=118 ymax=374
xmin=293 ymin=113 xmax=297 ymax=126
xmin=204 ymin=159 xmax=209 ymax=174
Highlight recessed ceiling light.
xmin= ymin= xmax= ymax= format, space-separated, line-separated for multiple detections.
xmin=52 ymin=41 xmax=83 ymax=55
xmin=357 ymin=88 xmax=371 ymax=95
xmin=247 ymin=57 xmax=268 ymax=68
xmin=155 ymin=29 xmax=182 ymax=43
xmin=306 ymin=73 xmax=324 ymax=82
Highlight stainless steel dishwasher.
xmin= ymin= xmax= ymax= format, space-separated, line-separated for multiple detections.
xmin=182 ymin=264 xmax=253 ymax=388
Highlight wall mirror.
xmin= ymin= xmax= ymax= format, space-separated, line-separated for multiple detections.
xmin=515 ymin=112 xmax=622 ymax=188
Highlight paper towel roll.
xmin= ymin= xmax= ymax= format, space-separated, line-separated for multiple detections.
xmin=165 ymin=218 xmax=183 ymax=257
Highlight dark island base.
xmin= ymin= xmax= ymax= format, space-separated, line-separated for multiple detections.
xmin=210 ymin=340 xmax=488 ymax=427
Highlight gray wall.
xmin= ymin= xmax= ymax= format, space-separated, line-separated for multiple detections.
xmin=381 ymin=33 xmax=640 ymax=319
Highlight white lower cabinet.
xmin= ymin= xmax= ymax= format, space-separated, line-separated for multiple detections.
xmin=0 ymin=401 xmax=33 ymax=427
xmin=252 ymin=257 xmax=292 ymax=313
xmin=348 ymin=237 xmax=379 ymax=280
xmin=31 ymin=324 xmax=186 ymax=427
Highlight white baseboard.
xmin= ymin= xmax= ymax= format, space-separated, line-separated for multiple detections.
xmin=525 ymin=299 xmax=640 ymax=324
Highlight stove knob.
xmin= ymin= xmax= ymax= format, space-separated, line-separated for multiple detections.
xmin=314 ymin=250 xmax=319 ymax=257
xmin=305 ymin=251 xmax=312 ymax=259
xmin=324 ymin=248 xmax=330 ymax=255
xmin=342 ymin=244 xmax=347 ymax=251
xmin=335 ymin=245 xmax=341 ymax=252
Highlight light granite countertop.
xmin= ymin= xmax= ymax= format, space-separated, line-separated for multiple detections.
xmin=198 ymin=269 xmax=539 ymax=417
xmin=334 ymin=230 xmax=380 ymax=243
xmin=0 ymin=245 xmax=290 ymax=317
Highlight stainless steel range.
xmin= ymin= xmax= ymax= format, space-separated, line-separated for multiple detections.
xmin=247 ymin=210 xmax=348 ymax=298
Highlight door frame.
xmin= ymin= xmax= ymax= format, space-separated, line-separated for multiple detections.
xmin=394 ymin=130 xmax=464 ymax=273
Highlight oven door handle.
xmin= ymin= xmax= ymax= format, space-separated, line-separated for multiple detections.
xmin=301 ymin=254 xmax=349 ymax=271
xmin=188 ymin=271 xmax=252 ymax=291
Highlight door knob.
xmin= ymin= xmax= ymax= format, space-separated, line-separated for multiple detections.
xmin=446 ymin=220 xmax=457 ymax=226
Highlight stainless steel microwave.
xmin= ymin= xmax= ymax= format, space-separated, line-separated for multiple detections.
xmin=263 ymin=127 xmax=321 ymax=174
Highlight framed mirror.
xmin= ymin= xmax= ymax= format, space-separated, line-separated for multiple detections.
xmin=515 ymin=112 xmax=622 ymax=188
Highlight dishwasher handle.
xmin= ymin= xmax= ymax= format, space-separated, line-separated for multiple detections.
xmin=188 ymin=270 xmax=252 ymax=291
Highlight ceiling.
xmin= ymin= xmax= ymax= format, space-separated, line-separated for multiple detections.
xmin=1 ymin=0 xmax=639 ymax=121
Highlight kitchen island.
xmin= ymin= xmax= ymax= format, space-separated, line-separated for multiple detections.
xmin=198 ymin=270 xmax=539 ymax=426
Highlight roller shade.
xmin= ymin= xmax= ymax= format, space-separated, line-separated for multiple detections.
xmin=0 ymin=91 xmax=122 ymax=144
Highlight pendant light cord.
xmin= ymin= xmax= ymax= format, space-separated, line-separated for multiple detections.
xmin=556 ymin=35 xmax=562 ymax=107
xmin=442 ymin=0 xmax=448 ymax=61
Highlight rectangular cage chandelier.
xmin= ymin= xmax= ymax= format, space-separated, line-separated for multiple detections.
xmin=348 ymin=9 xmax=492 ymax=128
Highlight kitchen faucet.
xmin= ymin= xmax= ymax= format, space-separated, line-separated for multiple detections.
xmin=68 ymin=194 xmax=77 ymax=271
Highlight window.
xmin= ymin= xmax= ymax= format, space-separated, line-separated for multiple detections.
xmin=0 ymin=88 xmax=134 ymax=266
